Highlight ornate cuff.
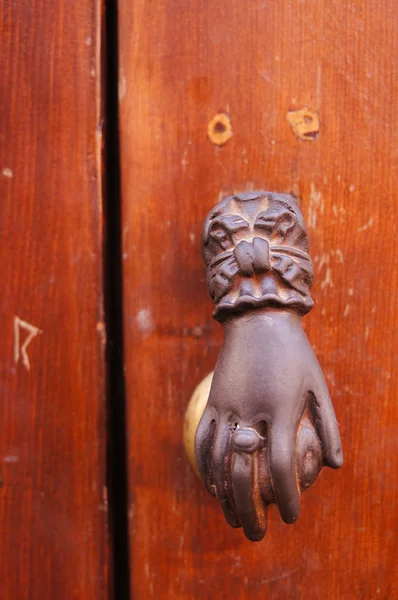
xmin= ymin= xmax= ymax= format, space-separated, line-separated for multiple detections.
xmin=202 ymin=191 xmax=314 ymax=321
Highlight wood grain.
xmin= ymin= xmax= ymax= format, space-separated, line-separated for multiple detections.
xmin=118 ymin=0 xmax=398 ymax=598
xmin=0 ymin=2 xmax=109 ymax=598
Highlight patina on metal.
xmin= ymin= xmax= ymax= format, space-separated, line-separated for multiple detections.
xmin=194 ymin=191 xmax=343 ymax=541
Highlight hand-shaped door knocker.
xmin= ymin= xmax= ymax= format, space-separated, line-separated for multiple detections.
xmin=184 ymin=191 xmax=343 ymax=541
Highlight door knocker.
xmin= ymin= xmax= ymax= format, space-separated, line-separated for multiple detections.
xmin=184 ymin=191 xmax=343 ymax=541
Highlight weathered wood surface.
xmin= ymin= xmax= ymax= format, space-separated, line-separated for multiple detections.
xmin=118 ymin=0 xmax=398 ymax=598
xmin=0 ymin=2 xmax=109 ymax=598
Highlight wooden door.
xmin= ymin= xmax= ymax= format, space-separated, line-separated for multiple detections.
xmin=118 ymin=1 xmax=398 ymax=598
xmin=1 ymin=1 xmax=397 ymax=599
xmin=0 ymin=2 xmax=109 ymax=598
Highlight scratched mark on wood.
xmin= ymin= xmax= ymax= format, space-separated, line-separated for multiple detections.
xmin=286 ymin=108 xmax=320 ymax=141
xmin=14 ymin=316 xmax=42 ymax=371
xmin=207 ymin=113 xmax=233 ymax=146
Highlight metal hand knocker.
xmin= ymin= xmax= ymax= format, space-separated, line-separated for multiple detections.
xmin=184 ymin=191 xmax=343 ymax=541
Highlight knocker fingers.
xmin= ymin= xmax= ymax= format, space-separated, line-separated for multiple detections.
xmin=194 ymin=408 xmax=217 ymax=496
xmin=196 ymin=410 xmax=331 ymax=538
xmin=269 ymin=423 xmax=301 ymax=524
xmin=310 ymin=377 xmax=344 ymax=470
xmin=196 ymin=414 xmax=270 ymax=536
xmin=231 ymin=427 xmax=268 ymax=541
xmin=211 ymin=422 xmax=240 ymax=527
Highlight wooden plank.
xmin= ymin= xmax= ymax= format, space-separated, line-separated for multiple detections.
xmin=0 ymin=2 xmax=109 ymax=598
xmin=118 ymin=0 xmax=398 ymax=598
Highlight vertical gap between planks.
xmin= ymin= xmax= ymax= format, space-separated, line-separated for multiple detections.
xmin=103 ymin=0 xmax=131 ymax=598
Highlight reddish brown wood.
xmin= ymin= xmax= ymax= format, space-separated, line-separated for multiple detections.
xmin=0 ymin=2 xmax=109 ymax=599
xmin=118 ymin=0 xmax=398 ymax=598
